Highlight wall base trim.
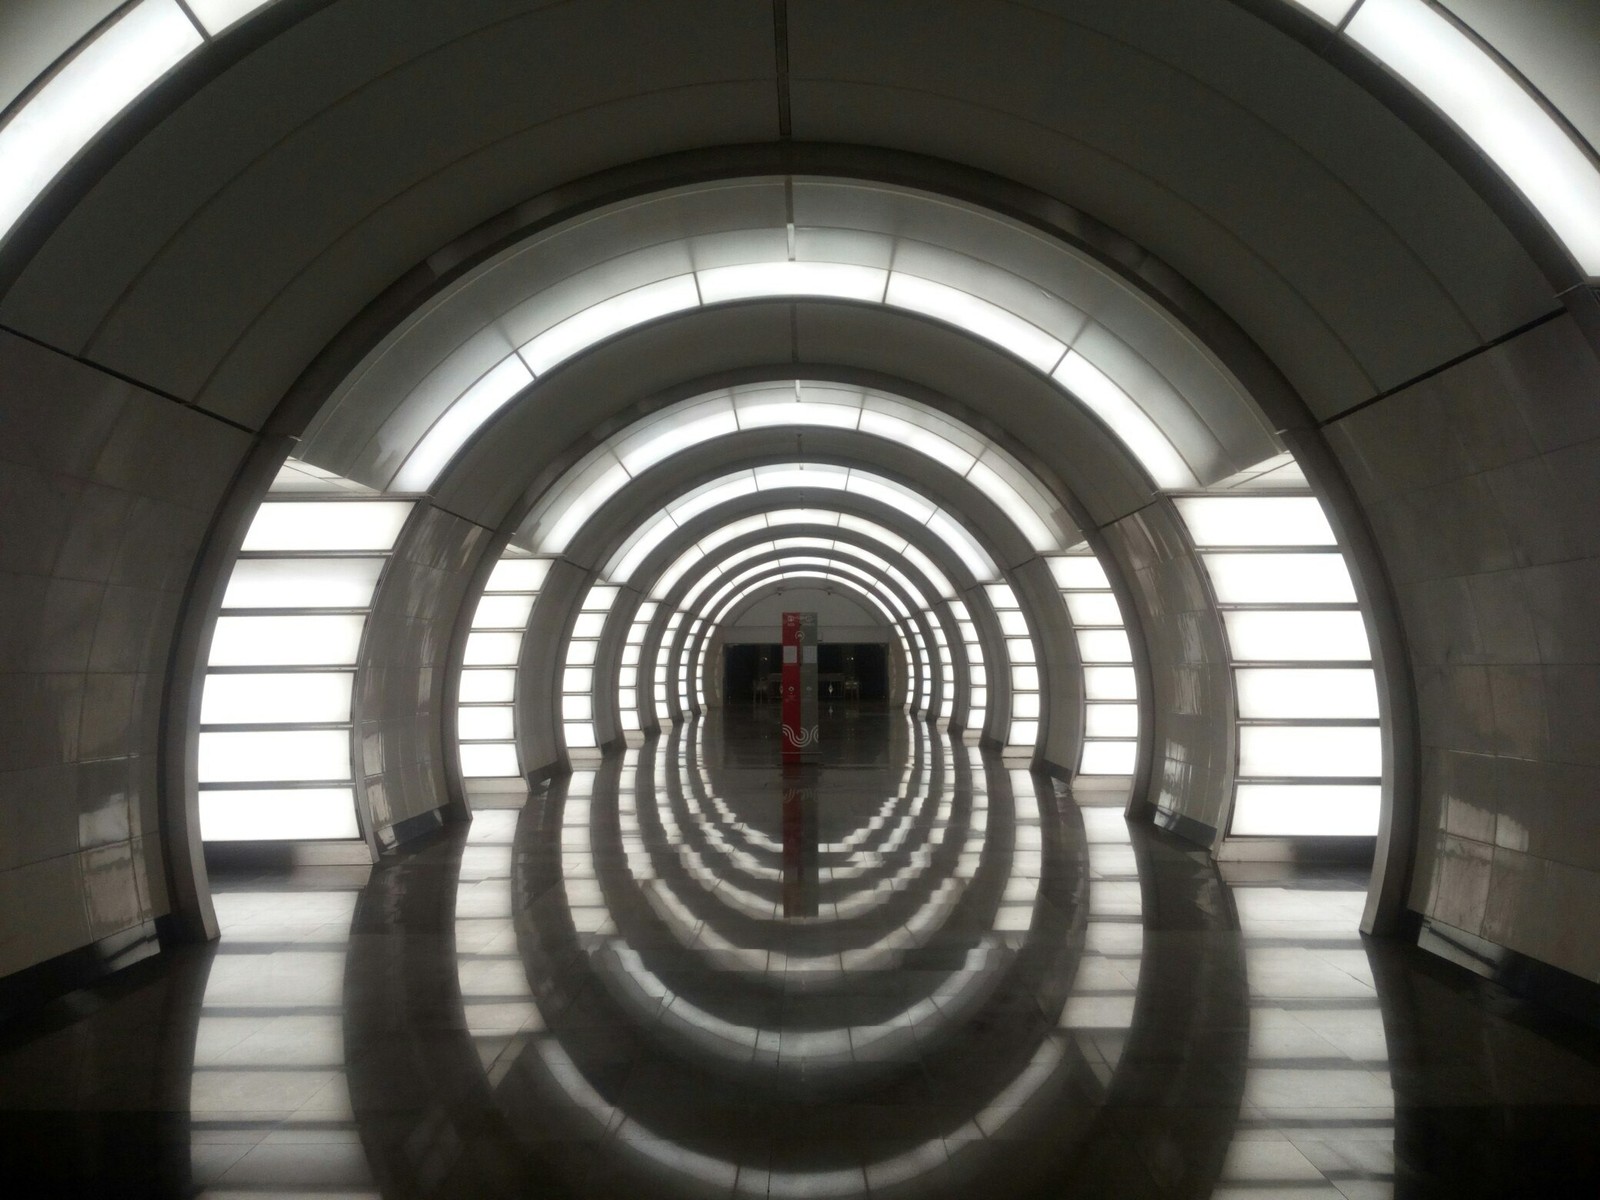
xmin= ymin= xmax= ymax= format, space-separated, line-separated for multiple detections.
xmin=379 ymin=808 xmax=447 ymax=853
xmin=0 ymin=920 xmax=161 ymax=1023
xmin=1215 ymin=835 xmax=1376 ymax=864
xmin=1416 ymin=916 xmax=1600 ymax=1032
xmin=203 ymin=839 xmax=376 ymax=869
xmin=1151 ymin=807 xmax=1217 ymax=849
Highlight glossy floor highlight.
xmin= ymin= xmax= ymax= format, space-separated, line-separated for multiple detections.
xmin=3 ymin=707 xmax=1600 ymax=1197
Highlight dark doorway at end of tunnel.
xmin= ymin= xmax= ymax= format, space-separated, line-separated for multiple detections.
xmin=725 ymin=643 xmax=888 ymax=704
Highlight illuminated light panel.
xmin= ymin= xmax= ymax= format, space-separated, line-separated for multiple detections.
xmin=457 ymin=707 xmax=514 ymax=741
xmin=463 ymin=631 xmax=524 ymax=666
xmin=1202 ymin=553 xmax=1357 ymax=604
xmin=392 ymin=355 xmax=533 ymax=492
xmin=1064 ymin=592 xmax=1124 ymax=625
xmin=209 ymin=615 xmax=365 ymax=666
xmin=198 ymin=730 xmax=352 ymax=783
xmin=1049 ymin=557 xmax=1110 ymax=589
xmin=1175 ymin=496 xmax=1336 ymax=547
xmin=1347 ymin=0 xmax=1600 ymax=277
xmin=0 ymin=0 xmax=202 ymax=246
xmin=1237 ymin=726 xmax=1382 ymax=778
xmin=1235 ymin=668 xmax=1379 ymax=719
xmin=1222 ymin=610 xmax=1371 ymax=661
xmin=520 ymin=276 xmax=700 ymax=374
xmin=1079 ymin=741 xmax=1138 ymax=775
xmin=201 ymin=672 xmax=354 ymax=725
xmin=241 ymin=501 xmax=413 ymax=552
xmin=1231 ymin=783 xmax=1383 ymax=837
xmin=1085 ymin=703 xmax=1139 ymax=738
xmin=485 ymin=558 xmax=551 ymax=591
xmin=1076 ymin=629 xmax=1134 ymax=663
xmin=222 ymin=558 xmax=385 ymax=609
xmin=459 ymin=743 xmax=522 ymax=777
xmin=1054 ymin=353 xmax=1198 ymax=489
xmin=885 ymin=274 xmax=1067 ymax=373
xmin=198 ymin=788 xmax=361 ymax=841
xmin=697 ymin=261 xmax=888 ymax=303
xmin=471 ymin=593 xmax=536 ymax=628
xmin=458 ymin=669 xmax=516 ymax=702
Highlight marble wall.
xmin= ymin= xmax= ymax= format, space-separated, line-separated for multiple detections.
xmin=1327 ymin=314 xmax=1600 ymax=983
xmin=0 ymin=331 xmax=249 ymax=979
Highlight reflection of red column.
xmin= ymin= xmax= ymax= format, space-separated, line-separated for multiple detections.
xmin=781 ymin=612 xmax=817 ymax=762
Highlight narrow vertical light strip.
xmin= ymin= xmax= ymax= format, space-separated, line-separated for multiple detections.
xmin=456 ymin=552 xmax=549 ymax=786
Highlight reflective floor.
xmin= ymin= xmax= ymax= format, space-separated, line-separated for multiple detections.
xmin=4 ymin=706 xmax=1600 ymax=1197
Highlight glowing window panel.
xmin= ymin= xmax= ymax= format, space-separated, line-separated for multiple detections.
xmin=572 ymin=613 xmax=607 ymax=638
xmin=615 ymin=405 xmax=739 ymax=474
xmin=996 ymin=610 xmax=1030 ymax=637
xmin=198 ymin=730 xmax=351 ymax=783
xmin=198 ymin=788 xmax=360 ymax=841
xmin=926 ymin=510 xmax=994 ymax=578
xmin=885 ymin=275 xmax=1066 ymax=373
xmin=1235 ymin=668 xmax=1380 ymax=719
xmin=241 ymin=501 xmax=414 ymax=552
xmin=471 ymin=593 xmax=536 ymax=628
xmin=1085 ymin=703 xmax=1140 ymax=738
xmin=1174 ymin=496 xmax=1336 ymax=548
xmin=698 ymin=261 xmax=888 ymax=303
xmin=1049 ymin=556 xmax=1111 ymax=589
xmin=0 ymin=0 xmax=202 ymax=245
xmin=201 ymin=672 xmax=354 ymax=725
xmin=563 ymin=668 xmax=594 ymax=692
xmin=1076 ymin=629 xmax=1133 ymax=664
xmin=459 ymin=743 xmax=522 ymax=778
xmin=1005 ymin=637 xmax=1038 ymax=665
xmin=485 ymin=558 xmax=551 ymax=591
xmin=185 ymin=1 xmax=279 ymax=35
xmin=457 ymin=707 xmax=514 ymax=741
xmin=1201 ymin=553 xmax=1357 ymax=604
xmin=1222 ymin=611 xmax=1370 ymax=661
xmin=1347 ymin=0 xmax=1600 ymax=276
xmin=566 ymin=640 xmax=598 ymax=665
xmin=1237 ymin=726 xmax=1382 ymax=778
xmin=565 ymin=723 xmax=598 ymax=749
xmin=1079 ymin=742 xmax=1138 ymax=775
xmin=1007 ymin=719 xmax=1040 ymax=746
xmin=222 ymin=558 xmax=385 ymax=610
xmin=1064 ymin=592 xmax=1124 ymax=626
xmin=462 ymin=631 xmax=524 ymax=666
xmin=1011 ymin=666 xmax=1040 ymax=691
xmin=458 ymin=669 xmax=516 ymax=703
xmin=519 ymin=275 xmax=700 ymax=374
xmin=1012 ymin=693 xmax=1042 ymax=719
xmin=1231 ymin=784 xmax=1382 ymax=837
xmin=393 ymin=355 xmax=534 ymax=491
xmin=1053 ymin=352 xmax=1197 ymax=489
xmin=210 ymin=615 xmax=366 ymax=666
xmin=535 ymin=459 xmax=630 ymax=552
xmin=1084 ymin=667 xmax=1137 ymax=700
xmin=562 ymin=695 xmax=594 ymax=721
xmin=857 ymin=407 xmax=976 ymax=473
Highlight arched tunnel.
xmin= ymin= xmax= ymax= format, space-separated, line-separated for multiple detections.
xmin=1 ymin=1 xmax=1599 ymax=1195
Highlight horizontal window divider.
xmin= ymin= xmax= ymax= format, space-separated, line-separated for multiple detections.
xmin=198 ymin=780 xmax=358 ymax=791
xmin=258 ymin=494 xmax=424 ymax=503
xmin=1195 ymin=546 xmax=1344 ymax=555
xmin=458 ymin=738 xmax=518 ymax=745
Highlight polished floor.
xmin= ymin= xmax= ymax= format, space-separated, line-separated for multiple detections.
xmin=4 ymin=707 xmax=1600 ymax=1198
